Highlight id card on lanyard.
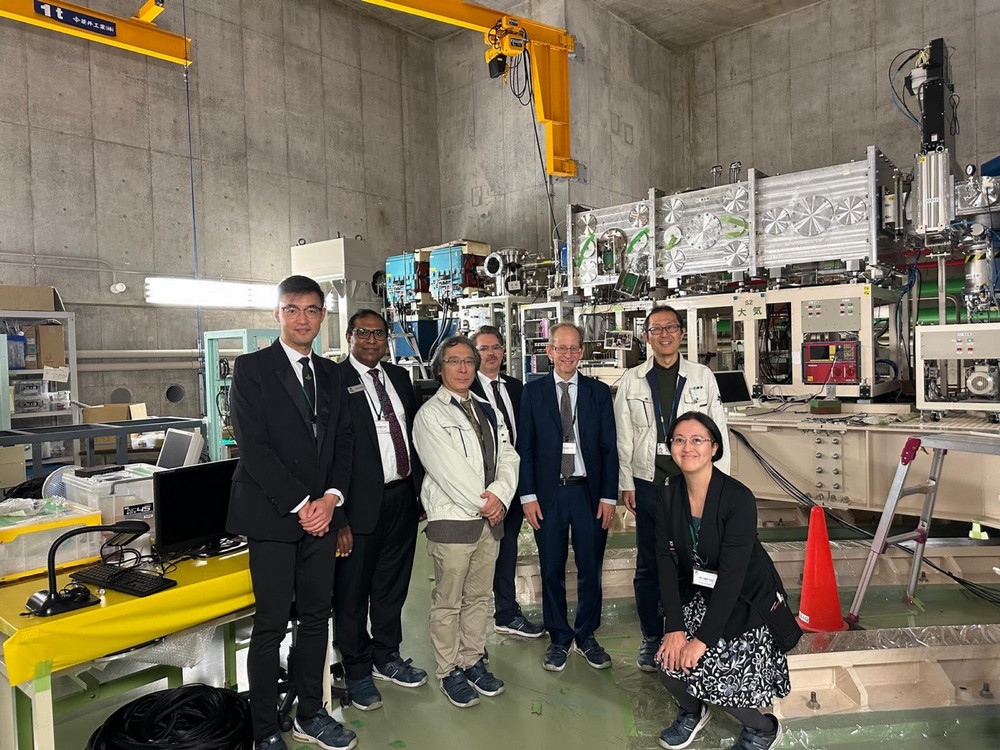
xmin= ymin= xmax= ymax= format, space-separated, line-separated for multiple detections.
xmin=689 ymin=521 xmax=718 ymax=589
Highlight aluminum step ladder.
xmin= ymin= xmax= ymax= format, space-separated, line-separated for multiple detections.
xmin=846 ymin=432 xmax=1000 ymax=623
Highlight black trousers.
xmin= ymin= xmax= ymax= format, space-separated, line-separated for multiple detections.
xmin=634 ymin=478 xmax=664 ymax=639
xmin=492 ymin=494 xmax=525 ymax=625
xmin=534 ymin=484 xmax=608 ymax=648
xmin=334 ymin=481 xmax=419 ymax=680
xmin=247 ymin=532 xmax=337 ymax=741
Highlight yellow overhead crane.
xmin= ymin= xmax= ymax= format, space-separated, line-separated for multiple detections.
xmin=362 ymin=0 xmax=578 ymax=178
xmin=0 ymin=0 xmax=190 ymax=65
xmin=0 ymin=0 xmax=577 ymax=177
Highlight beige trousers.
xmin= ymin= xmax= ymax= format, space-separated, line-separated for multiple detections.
xmin=426 ymin=523 xmax=500 ymax=679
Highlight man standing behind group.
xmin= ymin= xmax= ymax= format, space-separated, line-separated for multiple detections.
xmin=413 ymin=336 xmax=520 ymax=709
xmin=518 ymin=322 xmax=619 ymax=673
xmin=335 ymin=309 xmax=427 ymax=712
xmin=227 ymin=275 xmax=357 ymax=750
xmin=614 ymin=305 xmax=730 ymax=672
xmin=470 ymin=325 xmax=544 ymax=640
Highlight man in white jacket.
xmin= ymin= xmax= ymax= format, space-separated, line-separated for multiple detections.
xmin=413 ymin=335 xmax=520 ymax=710
xmin=614 ymin=306 xmax=730 ymax=671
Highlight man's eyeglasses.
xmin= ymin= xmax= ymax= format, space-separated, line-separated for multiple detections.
xmin=670 ymin=436 xmax=714 ymax=447
xmin=280 ymin=305 xmax=324 ymax=319
xmin=443 ymin=358 xmax=476 ymax=367
xmin=353 ymin=327 xmax=388 ymax=341
xmin=646 ymin=324 xmax=682 ymax=336
xmin=476 ymin=344 xmax=504 ymax=352
xmin=549 ymin=346 xmax=582 ymax=355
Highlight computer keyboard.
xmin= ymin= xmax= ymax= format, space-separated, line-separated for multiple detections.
xmin=70 ymin=563 xmax=177 ymax=597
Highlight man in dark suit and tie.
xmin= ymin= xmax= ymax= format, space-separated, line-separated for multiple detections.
xmin=518 ymin=322 xmax=619 ymax=673
xmin=227 ymin=275 xmax=357 ymax=750
xmin=469 ymin=325 xmax=544 ymax=639
xmin=334 ymin=309 xmax=427 ymax=712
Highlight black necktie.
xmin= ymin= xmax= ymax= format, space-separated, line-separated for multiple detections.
xmin=490 ymin=380 xmax=513 ymax=438
xmin=299 ymin=356 xmax=316 ymax=417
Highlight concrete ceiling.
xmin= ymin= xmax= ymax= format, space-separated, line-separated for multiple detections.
xmin=342 ymin=0 xmax=821 ymax=48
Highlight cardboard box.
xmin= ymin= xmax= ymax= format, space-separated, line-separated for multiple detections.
xmin=35 ymin=324 xmax=66 ymax=368
xmin=83 ymin=403 xmax=148 ymax=449
xmin=0 ymin=285 xmax=64 ymax=312
xmin=0 ymin=446 xmax=27 ymax=489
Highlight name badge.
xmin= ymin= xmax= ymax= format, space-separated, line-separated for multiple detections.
xmin=375 ymin=421 xmax=391 ymax=435
xmin=348 ymin=384 xmax=366 ymax=394
xmin=656 ymin=442 xmax=670 ymax=455
xmin=692 ymin=567 xmax=718 ymax=589
xmin=562 ymin=442 xmax=577 ymax=455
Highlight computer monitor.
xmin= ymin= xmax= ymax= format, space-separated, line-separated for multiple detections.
xmin=156 ymin=429 xmax=204 ymax=468
xmin=714 ymin=370 xmax=754 ymax=406
xmin=153 ymin=459 xmax=239 ymax=558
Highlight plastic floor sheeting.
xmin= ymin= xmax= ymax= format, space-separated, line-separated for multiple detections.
xmin=53 ymin=536 xmax=1000 ymax=750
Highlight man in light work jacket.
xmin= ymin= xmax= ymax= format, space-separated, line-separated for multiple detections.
xmin=518 ymin=322 xmax=619 ymax=673
xmin=614 ymin=305 xmax=730 ymax=672
xmin=469 ymin=325 xmax=544 ymax=639
xmin=335 ymin=309 xmax=427 ymax=712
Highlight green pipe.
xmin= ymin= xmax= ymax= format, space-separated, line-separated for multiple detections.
xmin=919 ymin=279 xmax=964 ymax=296
xmin=917 ymin=308 xmax=962 ymax=323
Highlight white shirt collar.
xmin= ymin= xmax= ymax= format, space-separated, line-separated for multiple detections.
xmin=554 ymin=371 xmax=579 ymax=387
xmin=349 ymin=353 xmax=383 ymax=378
xmin=279 ymin=337 xmax=314 ymax=368
xmin=477 ymin=371 xmax=506 ymax=387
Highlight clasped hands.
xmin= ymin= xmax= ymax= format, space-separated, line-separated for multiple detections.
xmin=480 ymin=491 xmax=505 ymax=527
xmin=297 ymin=493 xmax=336 ymax=537
xmin=655 ymin=631 xmax=707 ymax=674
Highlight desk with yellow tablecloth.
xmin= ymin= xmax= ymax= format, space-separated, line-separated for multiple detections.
xmin=0 ymin=551 xmax=256 ymax=750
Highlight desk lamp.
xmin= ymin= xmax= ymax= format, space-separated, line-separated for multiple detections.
xmin=25 ymin=520 xmax=150 ymax=617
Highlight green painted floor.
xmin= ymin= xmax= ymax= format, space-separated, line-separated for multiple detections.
xmin=56 ymin=535 xmax=1000 ymax=749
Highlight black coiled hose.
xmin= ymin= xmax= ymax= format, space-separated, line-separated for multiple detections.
xmin=86 ymin=684 xmax=251 ymax=750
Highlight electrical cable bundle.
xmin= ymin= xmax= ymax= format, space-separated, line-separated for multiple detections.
xmin=86 ymin=684 xmax=251 ymax=750
xmin=731 ymin=429 xmax=1000 ymax=608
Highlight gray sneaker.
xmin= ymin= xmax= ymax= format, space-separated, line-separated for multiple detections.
xmin=659 ymin=703 xmax=711 ymax=750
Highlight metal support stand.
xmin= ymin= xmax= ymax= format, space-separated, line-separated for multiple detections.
xmin=847 ymin=433 xmax=1000 ymax=623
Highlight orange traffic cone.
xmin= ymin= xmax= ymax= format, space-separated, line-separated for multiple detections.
xmin=796 ymin=505 xmax=849 ymax=632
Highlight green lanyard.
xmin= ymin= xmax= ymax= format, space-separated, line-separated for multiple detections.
xmin=689 ymin=521 xmax=704 ymax=567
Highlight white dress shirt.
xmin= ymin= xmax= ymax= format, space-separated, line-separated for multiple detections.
xmin=477 ymin=371 xmax=517 ymax=446
xmin=349 ymin=354 xmax=409 ymax=483
xmin=277 ymin=338 xmax=344 ymax=512
xmin=521 ymin=371 xmax=615 ymax=506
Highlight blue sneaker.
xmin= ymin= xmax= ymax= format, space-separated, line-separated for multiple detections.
xmin=440 ymin=667 xmax=480 ymax=708
xmin=463 ymin=658 xmax=505 ymax=696
xmin=346 ymin=674 xmax=382 ymax=711
xmin=292 ymin=707 xmax=358 ymax=750
xmin=543 ymin=643 xmax=569 ymax=672
xmin=573 ymin=636 xmax=612 ymax=669
xmin=637 ymin=636 xmax=661 ymax=672
xmin=727 ymin=715 xmax=782 ymax=750
xmin=659 ymin=703 xmax=711 ymax=750
xmin=373 ymin=652 xmax=428 ymax=687
xmin=495 ymin=614 xmax=545 ymax=638
xmin=254 ymin=732 xmax=287 ymax=750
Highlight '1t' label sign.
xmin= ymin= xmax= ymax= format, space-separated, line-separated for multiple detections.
xmin=34 ymin=2 xmax=118 ymax=37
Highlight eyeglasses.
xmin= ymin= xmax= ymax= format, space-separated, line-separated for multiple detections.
xmin=476 ymin=344 xmax=504 ymax=352
xmin=646 ymin=324 xmax=682 ymax=336
xmin=280 ymin=305 xmax=324 ymax=319
xmin=443 ymin=358 xmax=476 ymax=367
xmin=549 ymin=346 xmax=583 ymax=355
xmin=353 ymin=327 xmax=388 ymax=340
xmin=670 ymin=436 xmax=714 ymax=447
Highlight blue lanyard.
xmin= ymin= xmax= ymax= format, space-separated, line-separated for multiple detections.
xmin=651 ymin=374 xmax=684 ymax=442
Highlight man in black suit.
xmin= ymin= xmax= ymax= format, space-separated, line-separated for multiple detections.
xmin=469 ymin=325 xmax=544 ymax=639
xmin=227 ymin=275 xmax=357 ymax=750
xmin=334 ymin=309 xmax=427 ymax=712
xmin=518 ymin=322 xmax=619 ymax=673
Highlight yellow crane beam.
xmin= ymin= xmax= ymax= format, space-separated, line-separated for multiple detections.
xmin=0 ymin=0 xmax=189 ymax=65
xmin=362 ymin=0 xmax=577 ymax=178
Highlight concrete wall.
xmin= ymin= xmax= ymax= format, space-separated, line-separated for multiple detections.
xmin=434 ymin=0 xmax=683 ymax=256
xmin=683 ymin=0 xmax=999 ymax=186
xmin=0 ymin=0 xmax=441 ymax=416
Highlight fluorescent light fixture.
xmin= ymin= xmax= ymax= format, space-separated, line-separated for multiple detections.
xmin=144 ymin=277 xmax=278 ymax=309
